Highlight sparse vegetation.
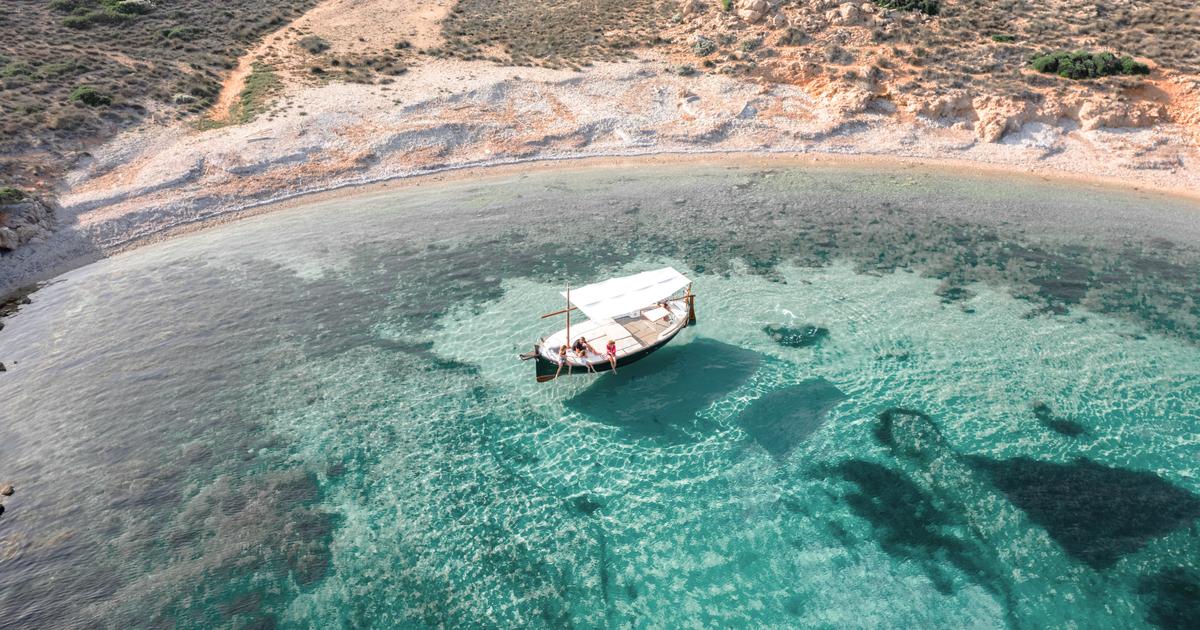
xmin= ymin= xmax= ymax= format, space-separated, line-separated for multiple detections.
xmin=694 ymin=36 xmax=717 ymax=57
xmin=0 ymin=187 xmax=27 ymax=205
xmin=69 ymin=85 xmax=112 ymax=107
xmin=298 ymin=35 xmax=330 ymax=54
xmin=438 ymin=0 xmax=674 ymax=68
xmin=991 ymin=34 xmax=1016 ymax=43
xmin=1030 ymin=51 xmax=1150 ymax=79
xmin=875 ymin=0 xmax=939 ymax=15
xmin=780 ymin=27 xmax=809 ymax=47
xmin=229 ymin=62 xmax=280 ymax=124
xmin=1 ymin=0 xmax=321 ymax=191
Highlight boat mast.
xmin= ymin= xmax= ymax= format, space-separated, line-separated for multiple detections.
xmin=565 ymin=283 xmax=570 ymax=344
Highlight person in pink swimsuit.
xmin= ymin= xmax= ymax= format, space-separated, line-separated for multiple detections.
xmin=605 ymin=339 xmax=618 ymax=373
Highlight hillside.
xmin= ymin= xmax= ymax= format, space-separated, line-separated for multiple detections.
xmin=0 ymin=0 xmax=320 ymax=191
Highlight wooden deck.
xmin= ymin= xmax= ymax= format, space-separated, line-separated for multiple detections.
xmin=616 ymin=314 xmax=671 ymax=347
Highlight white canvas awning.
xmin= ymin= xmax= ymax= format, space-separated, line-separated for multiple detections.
xmin=564 ymin=267 xmax=690 ymax=321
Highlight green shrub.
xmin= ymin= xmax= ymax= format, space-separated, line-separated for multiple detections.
xmin=41 ymin=59 xmax=87 ymax=77
xmin=62 ymin=9 xmax=132 ymax=29
xmin=1029 ymin=50 xmax=1150 ymax=80
xmin=230 ymin=62 xmax=279 ymax=123
xmin=722 ymin=0 xmax=732 ymax=10
xmin=1121 ymin=55 xmax=1150 ymax=75
xmin=48 ymin=0 xmax=88 ymax=12
xmin=875 ymin=0 xmax=939 ymax=15
xmin=298 ymin=35 xmax=329 ymax=54
xmin=693 ymin=36 xmax=716 ymax=57
xmin=991 ymin=34 xmax=1016 ymax=43
xmin=1 ymin=61 xmax=34 ymax=77
xmin=0 ymin=187 xmax=27 ymax=204
xmin=69 ymin=85 xmax=112 ymax=106
xmin=161 ymin=25 xmax=203 ymax=40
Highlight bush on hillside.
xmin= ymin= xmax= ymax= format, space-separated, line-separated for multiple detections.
xmin=875 ymin=0 xmax=939 ymax=16
xmin=298 ymin=35 xmax=330 ymax=54
xmin=62 ymin=9 xmax=132 ymax=29
xmin=161 ymin=25 xmax=203 ymax=40
xmin=0 ymin=187 xmax=27 ymax=204
xmin=1029 ymin=50 xmax=1150 ymax=80
xmin=69 ymin=85 xmax=112 ymax=106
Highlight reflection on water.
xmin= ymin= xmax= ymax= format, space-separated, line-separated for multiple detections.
xmin=1 ymin=164 xmax=1198 ymax=627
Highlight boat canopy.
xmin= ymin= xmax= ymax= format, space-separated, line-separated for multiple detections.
xmin=564 ymin=267 xmax=690 ymax=320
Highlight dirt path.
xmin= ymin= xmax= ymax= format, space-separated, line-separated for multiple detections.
xmin=208 ymin=0 xmax=452 ymax=122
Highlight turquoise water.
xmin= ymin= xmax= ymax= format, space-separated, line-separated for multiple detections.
xmin=1 ymin=164 xmax=1198 ymax=628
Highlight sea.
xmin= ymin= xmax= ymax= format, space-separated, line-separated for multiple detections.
xmin=1 ymin=162 xmax=1198 ymax=628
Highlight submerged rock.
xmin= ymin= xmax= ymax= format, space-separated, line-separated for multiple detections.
xmin=571 ymin=494 xmax=603 ymax=516
xmin=762 ymin=324 xmax=829 ymax=348
xmin=1030 ymin=401 xmax=1087 ymax=437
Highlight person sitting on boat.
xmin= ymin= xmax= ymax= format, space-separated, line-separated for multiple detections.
xmin=605 ymin=339 xmax=618 ymax=373
xmin=573 ymin=336 xmax=598 ymax=373
xmin=554 ymin=343 xmax=572 ymax=379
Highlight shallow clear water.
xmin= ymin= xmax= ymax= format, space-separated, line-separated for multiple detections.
xmin=1 ymin=163 xmax=1199 ymax=628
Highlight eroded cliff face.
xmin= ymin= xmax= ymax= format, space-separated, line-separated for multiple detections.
xmin=0 ymin=196 xmax=56 ymax=254
xmin=660 ymin=0 xmax=1199 ymax=144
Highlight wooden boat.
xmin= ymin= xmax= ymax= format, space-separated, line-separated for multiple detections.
xmin=521 ymin=267 xmax=697 ymax=382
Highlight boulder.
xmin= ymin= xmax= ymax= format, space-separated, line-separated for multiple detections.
xmin=771 ymin=12 xmax=789 ymax=27
xmin=681 ymin=0 xmax=706 ymax=15
xmin=0 ymin=484 xmax=12 ymax=495
xmin=0 ymin=196 xmax=56 ymax=253
xmin=0 ymin=227 xmax=18 ymax=252
xmin=826 ymin=2 xmax=864 ymax=25
xmin=972 ymin=95 xmax=1035 ymax=142
xmin=736 ymin=0 xmax=771 ymax=22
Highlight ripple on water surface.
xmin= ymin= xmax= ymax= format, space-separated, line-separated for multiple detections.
xmin=0 ymin=164 xmax=1198 ymax=628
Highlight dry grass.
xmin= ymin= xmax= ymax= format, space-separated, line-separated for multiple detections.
xmin=3 ymin=0 xmax=1198 ymax=193
xmin=435 ymin=0 xmax=678 ymax=68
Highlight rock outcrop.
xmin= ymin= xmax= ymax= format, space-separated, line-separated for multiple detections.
xmin=736 ymin=0 xmax=773 ymax=23
xmin=0 ymin=195 xmax=56 ymax=253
